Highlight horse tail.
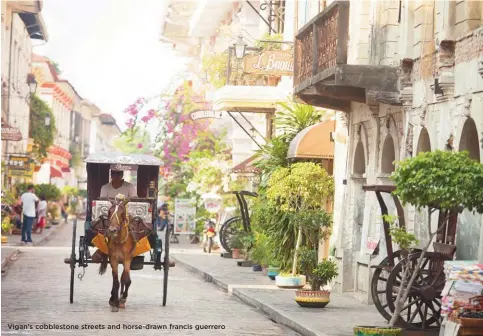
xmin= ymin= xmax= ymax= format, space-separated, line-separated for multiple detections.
xmin=99 ymin=255 xmax=108 ymax=275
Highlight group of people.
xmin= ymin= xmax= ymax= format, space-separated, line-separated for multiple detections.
xmin=18 ymin=184 xmax=48 ymax=245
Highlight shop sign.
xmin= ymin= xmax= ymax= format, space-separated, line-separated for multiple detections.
xmin=7 ymin=156 xmax=33 ymax=178
xmin=201 ymin=193 xmax=223 ymax=214
xmin=190 ymin=110 xmax=222 ymax=121
xmin=1 ymin=125 xmax=22 ymax=141
xmin=243 ymin=50 xmax=294 ymax=76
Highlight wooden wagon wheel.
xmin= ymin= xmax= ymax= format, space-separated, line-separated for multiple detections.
xmin=371 ymin=248 xmax=423 ymax=321
xmin=385 ymin=251 xmax=449 ymax=330
xmin=219 ymin=216 xmax=244 ymax=252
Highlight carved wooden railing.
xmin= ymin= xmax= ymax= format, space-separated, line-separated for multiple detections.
xmin=294 ymin=1 xmax=349 ymax=88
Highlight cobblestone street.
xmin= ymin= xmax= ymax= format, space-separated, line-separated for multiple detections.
xmin=1 ymin=222 xmax=299 ymax=336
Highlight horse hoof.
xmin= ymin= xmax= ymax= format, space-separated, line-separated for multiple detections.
xmin=119 ymin=302 xmax=125 ymax=308
xmin=111 ymin=306 xmax=119 ymax=312
xmin=109 ymin=300 xmax=116 ymax=307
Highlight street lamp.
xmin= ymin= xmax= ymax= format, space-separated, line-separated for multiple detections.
xmin=233 ymin=35 xmax=247 ymax=59
xmin=27 ymin=73 xmax=37 ymax=95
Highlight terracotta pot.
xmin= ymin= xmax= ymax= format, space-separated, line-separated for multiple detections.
xmin=295 ymin=290 xmax=331 ymax=308
xmin=232 ymin=248 xmax=241 ymax=259
xmin=353 ymin=326 xmax=402 ymax=336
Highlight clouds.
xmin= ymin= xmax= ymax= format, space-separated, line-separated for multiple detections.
xmin=35 ymin=0 xmax=187 ymax=131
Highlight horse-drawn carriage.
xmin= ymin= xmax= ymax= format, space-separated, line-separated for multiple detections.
xmin=64 ymin=153 xmax=171 ymax=310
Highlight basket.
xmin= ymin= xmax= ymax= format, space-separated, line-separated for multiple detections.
xmin=458 ymin=317 xmax=483 ymax=328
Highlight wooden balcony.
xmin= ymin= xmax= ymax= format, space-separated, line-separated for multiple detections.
xmin=294 ymin=1 xmax=400 ymax=112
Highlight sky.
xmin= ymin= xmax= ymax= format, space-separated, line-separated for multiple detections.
xmin=34 ymin=0 xmax=188 ymax=132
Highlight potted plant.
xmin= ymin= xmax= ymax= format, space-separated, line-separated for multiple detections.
xmin=294 ymin=247 xmax=339 ymax=308
xmin=230 ymin=233 xmax=243 ymax=259
xmin=48 ymin=203 xmax=60 ymax=225
xmin=354 ymin=150 xmax=483 ymax=336
xmin=266 ymin=162 xmax=334 ymax=289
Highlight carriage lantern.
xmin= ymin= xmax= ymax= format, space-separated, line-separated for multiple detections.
xmin=147 ymin=181 xmax=156 ymax=199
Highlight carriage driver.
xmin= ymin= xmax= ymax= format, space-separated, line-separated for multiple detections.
xmin=90 ymin=168 xmax=137 ymax=263
xmin=100 ymin=168 xmax=137 ymax=199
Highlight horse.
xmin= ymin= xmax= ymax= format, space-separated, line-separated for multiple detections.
xmin=99 ymin=196 xmax=136 ymax=312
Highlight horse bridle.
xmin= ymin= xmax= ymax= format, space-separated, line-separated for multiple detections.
xmin=108 ymin=203 xmax=130 ymax=243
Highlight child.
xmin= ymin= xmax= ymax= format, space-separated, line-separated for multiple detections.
xmin=35 ymin=195 xmax=47 ymax=234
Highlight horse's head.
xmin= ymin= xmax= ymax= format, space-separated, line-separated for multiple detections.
xmin=107 ymin=195 xmax=129 ymax=240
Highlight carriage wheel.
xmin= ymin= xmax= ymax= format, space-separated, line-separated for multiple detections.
xmin=69 ymin=219 xmax=77 ymax=304
xmin=162 ymin=223 xmax=170 ymax=307
xmin=371 ymin=248 xmax=422 ymax=321
xmin=385 ymin=251 xmax=449 ymax=330
xmin=220 ymin=217 xmax=244 ymax=252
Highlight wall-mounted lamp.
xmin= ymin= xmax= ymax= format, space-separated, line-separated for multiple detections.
xmin=27 ymin=73 xmax=37 ymax=95
xmin=45 ymin=115 xmax=50 ymax=126
xmin=234 ymin=35 xmax=247 ymax=59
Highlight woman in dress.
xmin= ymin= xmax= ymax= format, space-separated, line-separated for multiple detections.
xmin=35 ymin=195 xmax=47 ymax=234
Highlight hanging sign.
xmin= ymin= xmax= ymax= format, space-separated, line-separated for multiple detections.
xmin=243 ymin=50 xmax=294 ymax=76
xmin=1 ymin=121 xmax=22 ymax=141
xmin=110 ymin=164 xmax=138 ymax=171
xmin=174 ymin=198 xmax=196 ymax=234
xmin=190 ymin=110 xmax=223 ymax=121
xmin=201 ymin=193 xmax=223 ymax=214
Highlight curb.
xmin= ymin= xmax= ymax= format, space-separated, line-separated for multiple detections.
xmin=1 ymin=248 xmax=20 ymax=270
xmin=172 ymin=256 xmax=322 ymax=336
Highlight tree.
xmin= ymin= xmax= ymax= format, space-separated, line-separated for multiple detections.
xmin=51 ymin=61 xmax=62 ymax=75
xmin=387 ymin=150 xmax=483 ymax=327
xmin=29 ymin=94 xmax=56 ymax=161
xmin=113 ymin=126 xmax=152 ymax=154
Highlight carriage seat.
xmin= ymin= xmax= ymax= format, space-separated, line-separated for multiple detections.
xmin=88 ymin=199 xmax=155 ymax=243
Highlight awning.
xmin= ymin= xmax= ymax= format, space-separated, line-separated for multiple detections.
xmin=287 ymin=120 xmax=336 ymax=160
xmin=213 ymin=85 xmax=288 ymax=113
xmin=231 ymin=154 xmax=260 ymax=174
xmin=1 ymin=118 xmax=22 ymax=141
xmin=50 ymin=167 xmax=63 ymax=178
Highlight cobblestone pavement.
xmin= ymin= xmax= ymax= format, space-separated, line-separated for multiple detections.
xmin=1 ymin=221 xmax=299 ymax=336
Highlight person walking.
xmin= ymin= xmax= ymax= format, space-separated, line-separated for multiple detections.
xmin=34 ymin=195 xmax=47 ymax=234
xmin=20 ymin=185 xmax=39 ymax=245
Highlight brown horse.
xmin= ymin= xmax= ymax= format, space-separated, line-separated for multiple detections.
xmin=100 ymin=196 xmax=136 ymax=312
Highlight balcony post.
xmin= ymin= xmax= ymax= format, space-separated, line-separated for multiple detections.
xmin=312 ymin=23 xmax=318 ymax=76
xmin=336 ymin=1 xmax=349 ymax=65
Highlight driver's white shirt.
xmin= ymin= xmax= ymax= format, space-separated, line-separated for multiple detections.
xmin=100 ymin=181 xmax=137 ymax=198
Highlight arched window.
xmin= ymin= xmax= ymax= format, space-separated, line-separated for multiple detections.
xmin=353 ymin=141 xmax=365 ymax=175
xmin=416 ymin=127 xmax=431 ymax=154
xmin=381 ymin=135 xmax=396 ymax=173
xmin=459 ymin=118 xmax=480 ymax=161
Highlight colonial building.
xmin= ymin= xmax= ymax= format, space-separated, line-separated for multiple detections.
xmin=159 ymin=0 xmax=292 ymax=176
xmin=1 ymin=1 xmax=48 ymax=186
xmin=292 ymin=0 xmax=483 ymax=304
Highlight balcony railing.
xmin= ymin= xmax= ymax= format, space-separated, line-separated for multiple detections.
xmin=294 ymin=1 xmax=349 ymax=88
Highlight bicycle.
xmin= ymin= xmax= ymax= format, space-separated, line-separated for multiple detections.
xmin=218 ymin=191 xmax=258 ymax=253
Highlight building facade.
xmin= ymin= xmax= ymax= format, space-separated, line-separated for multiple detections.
xmin=292 ymin=0 xmax=483 ymax=304
xmin=1 ymin=1 xmax=48 ymax=186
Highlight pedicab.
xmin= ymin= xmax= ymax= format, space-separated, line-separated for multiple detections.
xmin=64 ymin=152 xmax=172 ymax=308
xmin=364 ymin=185 xmax=460 ymax=331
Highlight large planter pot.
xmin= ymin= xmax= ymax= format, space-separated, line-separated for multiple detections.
xmin=295 ymin=290 xmax=331 ymax=308
xmin=275 ymin=275 xmax=306 ymax=289
xmin=353 ymin=326 xmax=403 ymax=336
xmin=267 ymin=266 xmax=279 ymax=280
xmin=232 ymin=248 xmax=241 ymax=259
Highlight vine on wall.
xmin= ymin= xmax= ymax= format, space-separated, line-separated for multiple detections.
xmin=29 ymin=94 xmax=56 ymax=161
